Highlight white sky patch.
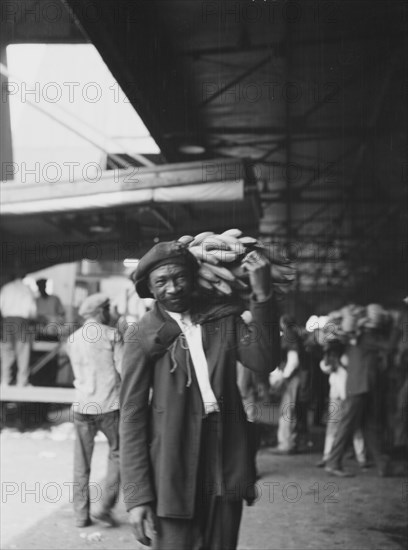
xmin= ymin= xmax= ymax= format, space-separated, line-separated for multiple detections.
xmin=6 ymin=44 xmax=160 ymax=183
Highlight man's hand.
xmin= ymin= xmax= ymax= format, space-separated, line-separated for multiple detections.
xmin=242 ymin=250 xmax=271 ymax=302
xmin=129 ymin=505 xmax=158 ymax=546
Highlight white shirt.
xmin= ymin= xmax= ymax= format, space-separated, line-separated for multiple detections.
xmin=320 ymin=359 xmax=347 ymax=400
xmin=167 ymin=310 xmax=219 ymax=415
xmin=0 ymin=279 xmax=37 ymax=319
xmin=282 ymin=350 xmax=299 ymax=379
xmin=67 ymin=318 xmax=122 ymax=414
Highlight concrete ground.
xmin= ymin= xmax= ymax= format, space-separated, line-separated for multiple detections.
xmin=1 ymin=408 xmax=407 ymax=550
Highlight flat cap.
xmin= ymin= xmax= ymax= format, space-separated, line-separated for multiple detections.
xmin=132 ymin=241 xmax=198 ymax=298
xmin=79 ymin=293 xmax=110 ymax=318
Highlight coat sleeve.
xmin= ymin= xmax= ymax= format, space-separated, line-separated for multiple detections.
xmin=119 ymin=325 xmax=155 ymax=511
xmin=237 ymin=294 xmax=280 ymax=375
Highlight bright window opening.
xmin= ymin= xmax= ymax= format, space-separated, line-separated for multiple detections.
xmin=6 ymin=44 xmax=160 ymax=184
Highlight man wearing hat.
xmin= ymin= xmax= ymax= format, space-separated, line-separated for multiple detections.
xmin=120 ymin=241 xmax=279 ymax=549
xmin=35 ymin=278 xmax=66 ymax=335
xmin=67 ymin=293 xmax=122 ymax=528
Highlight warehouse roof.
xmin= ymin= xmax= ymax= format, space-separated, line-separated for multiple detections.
xmin=1 ymin=0 xmax=407 ymax=299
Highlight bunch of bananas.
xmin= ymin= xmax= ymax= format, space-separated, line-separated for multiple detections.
xmin=177 ymin=229 xmax=296 ymax=299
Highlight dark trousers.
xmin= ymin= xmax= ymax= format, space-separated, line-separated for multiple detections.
xmin=73 ymin=410 xmax=120 ymax=521
xmin=326 ymin=392 xmax=384 ymax=470
xmin=156 ymin=498 xmax=243 ymax=550
xmin=154 ymin=413 xmax=244 ymax=550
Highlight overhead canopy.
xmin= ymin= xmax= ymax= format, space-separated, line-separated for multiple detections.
xmin=0 ymin=159 xmax=260 ymax=278
xmin=1 ymin=159 xmax=245 ymax=215
xmin=1 ymin=0 xmax=407 ymax=302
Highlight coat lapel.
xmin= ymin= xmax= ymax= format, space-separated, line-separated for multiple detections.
xmin=147 ymin=304 xmax=196 ymax=381
xmin=142 ymin=303 xmax=181 ymax=356
xmin=153 ymin=304 xmax=181 ymax=347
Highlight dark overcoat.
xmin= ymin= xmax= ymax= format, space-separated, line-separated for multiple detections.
xmin=120 ymin=296 xmax=279 ymax=518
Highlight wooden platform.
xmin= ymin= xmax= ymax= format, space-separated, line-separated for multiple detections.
xmin=0 ymin=386 xmax=76 ymax=403
xmin=32 ymin=341 xmax=60 ymax=352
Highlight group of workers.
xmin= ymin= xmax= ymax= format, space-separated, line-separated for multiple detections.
xmin=1 ymin=240 xmax=407 ymax=550
xmin=0 ymin=276 xmax=65 ymax=387
xmin=268 ymin=302 xmax=408 ymax=480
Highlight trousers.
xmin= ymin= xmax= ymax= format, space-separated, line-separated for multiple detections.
xmin=154 ymin=413 xmax=244 ymax=550
xmin=73 ymin=410 xmax=120 ymax=521
xmin=1 ymin=317 xmax=32 ymax=386
xmin=326 ymin=392 xmax=384 ymax=470
xmin=155 ymin=498 xmax=243 ymax=550
xmin=322 ymin=397 xmax=366 ymax=463
xmin=277 ymin=375 xmax=300 ymax=451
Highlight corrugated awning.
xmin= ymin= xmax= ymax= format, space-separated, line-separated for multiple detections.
xmin=1 ymin=159 xmax=247 ymax=215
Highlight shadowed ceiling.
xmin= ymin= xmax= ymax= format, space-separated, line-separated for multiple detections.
xmin=1 ymin=0 xmax=407 ymax=302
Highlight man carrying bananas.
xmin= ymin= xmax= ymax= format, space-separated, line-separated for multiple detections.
xmin=120 ymin=240 xmax=280 ymax=550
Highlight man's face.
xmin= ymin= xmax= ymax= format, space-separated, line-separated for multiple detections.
xmin=148 ymin=263 xmax=193 ymax=312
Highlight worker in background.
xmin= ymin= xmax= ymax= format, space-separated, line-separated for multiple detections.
xmin=316 ymin=340 xmax=366 ymax=468
xmin=67 ymin=293 xmax=123 ymax=528
xmin=305 ymin=333 xmax=327 ymax=428
xmin=0 ymin=274 xmax=37 ymax=386
xmin=269 ymin=314 xmax=305 ymax=454
xmin=35 ymin=278 xmax=66 ymax=340
xmin=324 ymin=304 xmax=391 ymax=477
xmin=33 ymin=278 xmax=67 ymax=387
xmin=236 ymin=311 xmax=270 ymax=480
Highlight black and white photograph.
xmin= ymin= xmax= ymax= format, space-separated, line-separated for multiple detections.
xmin=0 ymin=1 xmax=407 ymax=549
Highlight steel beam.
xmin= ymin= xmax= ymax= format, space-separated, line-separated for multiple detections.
xmin=200 ymin=55 xmax=272 ymax=107
xmin=260 ymin=195 xmax=403 ymax=204
xmin=180 ymin=33 xmax=402 ymax=58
